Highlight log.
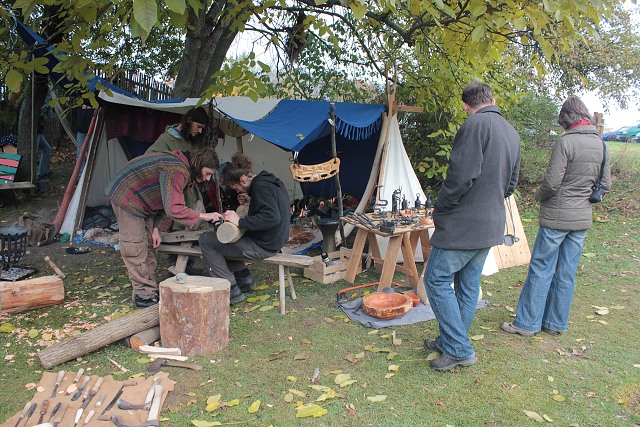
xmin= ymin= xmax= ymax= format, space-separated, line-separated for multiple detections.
xmin=159 ymin=276 xmax=230 ymax=356
xmin=126 ymin=326 xmax=161 ymax=351
xmin=0 ymin=275 xmax=64 ymax=313
xmin=216 ymin=221 xmax=245 ymax=244
xmin=38 ymin=306 xmax=159 ymax=369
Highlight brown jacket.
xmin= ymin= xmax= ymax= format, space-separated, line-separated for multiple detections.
xmin=536 ymin=125 xmax=611 ymax=231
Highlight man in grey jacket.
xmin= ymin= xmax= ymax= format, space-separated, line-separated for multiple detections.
xmin=423 ymin=82 xmax=521 ymax=371
xmin=501 ymin=96 xmax=611 ymax=337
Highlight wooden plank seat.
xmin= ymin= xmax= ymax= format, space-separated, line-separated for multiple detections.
xmin=0 ymin=152 xmax=36 ymax=207
xmin=157 ymin=230 xmax=317 ymax=314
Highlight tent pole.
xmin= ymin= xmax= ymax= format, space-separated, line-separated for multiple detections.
xmin=329 ymin=103 xmax=345 ymax=247
xmin=236 ymin=136 xmax=243 ymax=154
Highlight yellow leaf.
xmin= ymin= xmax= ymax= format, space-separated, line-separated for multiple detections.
xmin=523 ymin=410 xmax=545 ymax=422
xmin=191 ymin=420 xmax=221 ymax=427
xmin=334 ymin=373 xmax=351 ymax=385
xmin=286 ymin=376 xmax=297 ymax=382
xmin=187 ymin=392 xmax=197 ymax=397
xmin=368 ymin=330 xmax=379 ymax=335
xmin=470 ymin=334 xmax=484 ymax=341
xmin=309 ymin=385 xmax=332 ymax=392
xmin=247 ymin=294 xmax=270 ymax=303
xmin=426 ymin=353 xmax=439 ymax=361
xmin=205 ymin=402 xmax=220 ymax=412
xmin=295 ymin=403 xmax=328 ymax=418
xmin=288 ymin=388 xmax=306 ymax=397
xmin=387 ymin=352 xmax=398 ymax=360
xmin=259 ymin=305 xmax=274 ymax=312
xmin=329 ymin=369 xmax=342 ymax=374
xmin=552 ymin=395 xmax=566 ymax=402
xmin=548 ymin=376 xmax=554 ymax=382
xmin=505 ymin=305 xmax=515 ymax=312
xmin=224 ymin=399 xmax=239 ymax=407
xmin=1 ymin=323 xmax=16 ymax=333
xmin=388 ymin=365 xmax=400 ymax=372
xmin=28 ymin=329 xmax=39 ymax=339
xmin=247 ymin=399 xmax=261 ymax=414
xmin=595 ymin=308 xmax=609 ymax=315
xmin=339 ymin=380 xmax=357 ymax=388
xmin=543 ymin=414 xmax=553 ymax=422
xmin=254 ymin=284 xmax=269 ymax=290
xmin=385 ymin=373 xmax=395 ymax=379
xmin=284 ymin=393 xmax=294 ymax=402
xmin=355 ymin=352 xmax=365 ymax=359
xmin=42 ymin=333 xmax=53 ymax=341
xmin=367 ymin=395 xmax=387 ymax=402
xmin=206 ymin=394 xmax=222 ymax=404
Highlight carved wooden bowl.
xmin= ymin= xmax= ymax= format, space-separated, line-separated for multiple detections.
xmin=362 ymin=292 xmax=413 ymax=319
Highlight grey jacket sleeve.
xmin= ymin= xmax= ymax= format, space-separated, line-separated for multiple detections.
xmin=535 ymin=140 xmax=568 ymax=201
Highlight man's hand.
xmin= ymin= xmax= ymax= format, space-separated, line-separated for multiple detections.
xmin=237 ymin=193 xmax=250 ymax=205
xmin=151 ymin=227 xmax=162 ymax=248
xmin=223 ymin=210 xmax=240 ymax=226
xmin=200 ymin=212 xmax=223 ymax=223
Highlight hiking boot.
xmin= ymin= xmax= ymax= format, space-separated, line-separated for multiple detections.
xmin=423 ymin=338 xmax=442 ymax=354
xmin=134 ymin=293 xmax=159 ymax=308
xmin=500 ymin=322 xmax=535 ymax=337
xmin=234 ymin=269 xmax=256 ymax=293
xmin=542 ymin=326 xmax=561 ymax=336
xmin=429 ymin=354 xmax=477 ymax=372
xmin=230 ymin=285 xmax=246 ymax=305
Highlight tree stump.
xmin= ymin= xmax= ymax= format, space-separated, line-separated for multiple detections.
xmin=0 ymin=275 xmax=64 ymax=313
xmin=216 ymin=222 xmax=245 ymax=244
xmin=159 ymin=276 xmax=230 ymax=356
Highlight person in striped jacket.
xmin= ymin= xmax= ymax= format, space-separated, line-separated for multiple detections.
xmin=106 ymin=147 xmax=222 ymax=307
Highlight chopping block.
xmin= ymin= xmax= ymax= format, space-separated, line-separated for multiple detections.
xmin=159 ymin=275 xmax=230 ymax=356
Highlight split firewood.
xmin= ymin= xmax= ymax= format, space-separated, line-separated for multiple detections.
xmin=107 ymin=356 xmax=128 ymax=372
xmin=138 ymin=345 xmax=182 ymax=356
xmin=147 ymin=354 xmax=189 ymax=361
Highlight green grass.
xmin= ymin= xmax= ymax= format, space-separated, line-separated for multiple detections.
xmin=1 ymin=166 xmax=638 ymax=426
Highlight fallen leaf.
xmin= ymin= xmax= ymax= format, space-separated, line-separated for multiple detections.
xmin=388 ymin=365 xmax=400 ymax=372
xmin=339 ymin=380 xmax=357 ymax=388
xmin=0 ymin=323 xmax=15 ymax=333
xmin=289 ymin=388 xmax=306 ymax=397
xmin=543 ymin=414 xmax=553 ymax=422
xmin=224 ymin=399 xmax=240 ymax=407
xmin=470 ymin=334 xmax=484 ymax=341
xmin=548 ymin=376 xmax=554 ymax=382
xmin=295 ymin=403 xmax=327 ymax=418
xmin=267 ymin=351 xmax=286 ymax=361
xmin=191 ymin=420 xmax=221 ymax=427
xmin=205 ymin=402 xmax=220 ymax=412
xmin=28 ymin=329 xmax=39 ymax=339
xmin=366 ymin=395 xmax=387 ymax=402
xmin=385 ymin=373 xmax=395 ymax=379
xmin=286 ymin=376 xmax=297 ymax=382
xmin=259 ymin=305 xmax=274 ymax=312
xmin=293 ymin=352 xmax=309 ymax=360
xmin=335 ymin=373 xmax=351 ymax=385
xmin=387 ymin=352 xmax=398 ymax=360
xmin=247 ymin=295 xmax=270 ymax=303
xmin=207 ymin=395 xmax=222 ymax=404
xmin=284 ymin=393 xmax=294 ymax=402
xmin=247 ymin=399 xmax=261 ymax=414
xmin=552 ymin=395 xmax=566 ymax=402
xmin=254 ymin=284 xmax=269 ymax=290
xmin=523 ymin=410 xmax=545 ymax=422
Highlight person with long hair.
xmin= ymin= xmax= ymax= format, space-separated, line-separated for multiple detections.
xmin=106 ymin=148 xmax=222 ymax=307
xmin=501 ymin=96 xmax=611 ymax=337
xmin=199 ymin=152 xmax=291 ymax=304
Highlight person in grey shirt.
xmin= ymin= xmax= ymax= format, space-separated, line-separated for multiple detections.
xmin=423 ymin=82 xmax=521 ymax=371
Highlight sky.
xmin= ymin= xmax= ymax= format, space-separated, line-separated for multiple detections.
xmin=580 ymin=91 xmax=640 ymax=131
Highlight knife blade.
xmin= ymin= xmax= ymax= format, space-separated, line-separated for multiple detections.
xmin=71 ymin=375 xmax=91 ymax=401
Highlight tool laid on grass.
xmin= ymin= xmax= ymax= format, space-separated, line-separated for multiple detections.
xmin=145 ymin=357 xmax=202 ymax=375
xmin=111 ymin=384 xmax=164 ymax=427
xmin=50 ymin=370 xmax=65 ymax=398
xmin=118 ymin=377 xmax=160 ymax=411
xmin=65 ymin=368 xmax=84 ymax=395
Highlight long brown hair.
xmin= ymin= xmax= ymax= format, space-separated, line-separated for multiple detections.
xmin=222 ymin=152 xmax=253 ymax=185
xmin=180 ymin=107 xmax=210 ymax=142
xmin=558 ymin=96 xmax=592 ymax=130
xmin=189 ymin=147 xmax=219 ymax=182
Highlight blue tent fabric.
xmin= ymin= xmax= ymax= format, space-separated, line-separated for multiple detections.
xmin=220 ymin=100 xmax=385 ymax=152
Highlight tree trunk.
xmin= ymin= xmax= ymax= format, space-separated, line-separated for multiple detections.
xmin=15 ymin=79 xmax=47 ymax=182
xmin=0 ymin=275 xmax=64 ymax=313
xmin=38 ymin=306 xmax=159 ymax=369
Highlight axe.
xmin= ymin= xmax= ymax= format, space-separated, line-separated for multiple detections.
xmin=111 ymin=385 xmax=163 ymax=427
xmin=145 ymin=357 xmax=202 ymax=375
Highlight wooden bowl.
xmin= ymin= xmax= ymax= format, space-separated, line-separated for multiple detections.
xmin=404 ymin=291 xmax=420 ymax=307
xmin=362 ymin=292 xmax=413 ymax=319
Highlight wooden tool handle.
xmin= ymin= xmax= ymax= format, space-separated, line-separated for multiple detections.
xmin=44 ymin=256 xmax=66 ymax=278
xmin=72 ymin=368 xmax=84 ymax=383
xmin=90 ymin=377 xmax=104 ymax=393
xmin=147 ymin=385 xmax=164 ymax=422
xmin=54 ymin=370 xmax=65 ymax=385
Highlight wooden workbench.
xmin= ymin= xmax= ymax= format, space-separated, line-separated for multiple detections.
xmin=342 ymin=212 xmax=433 ymax=291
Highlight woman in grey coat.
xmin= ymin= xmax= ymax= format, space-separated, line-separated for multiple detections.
xmin=502 ymin=96 xmax=611 ymax=336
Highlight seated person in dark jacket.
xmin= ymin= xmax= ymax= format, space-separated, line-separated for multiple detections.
xmin=199 ymin=152 xmax=291 ymax=304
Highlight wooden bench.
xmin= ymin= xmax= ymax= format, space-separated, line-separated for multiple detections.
xmin=157 ymin=230 xmax=318 ymax=314
xmin=0 ymin=152 xmax=35 ymax=206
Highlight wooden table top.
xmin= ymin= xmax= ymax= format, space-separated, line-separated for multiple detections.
xmin=341 ymin=211 xmax=433 ymax=236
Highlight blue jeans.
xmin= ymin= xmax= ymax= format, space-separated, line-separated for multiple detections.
xmin=513 ymin=227 xmax=587 ymax=333
xmin=37 ymin=133 xmax=51 ymax=178
xmin=424 ymin=246 xmax=490 ymax=360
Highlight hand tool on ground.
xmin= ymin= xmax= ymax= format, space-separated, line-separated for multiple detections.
xmin=117 ymin=377 xmax=160 ymax=411
xmin=83 ymin=409 xmax=95 ymax=425
xmin=145 ymin=357 xmax=202 ymax=375
xmin=97 ymin=380 xmax=138 ymax=421
xmin=94 ymin=392 xmax=106 ymax=409
xmin=24 ymin=402 xmax=37 ymax=426
xmin=79 ymin=377 xmax=104 ymax=410
xmin=65 ymin=368 xmax=84 ymax=395
xmin=13 ymin=401 xmax=31 ymax=427
xmin=71 ymin=376 xmax=91 ymax=401
xmin=48 ymin=402 xmax=61 ymax=422
xmin=73 ymin=407 xmax=83 ymax=427
xmin=44 ymin=256 xmax=65 ymax=278
xmin=37 ymin=399 xmax=50 ymax=424
xmin=52 ymin=404 xmax=67 ymax=427
xmin=50 ymin=370 xmax=65 ymax=398
xmin=110 ymin=384 xmax=164 ymax=427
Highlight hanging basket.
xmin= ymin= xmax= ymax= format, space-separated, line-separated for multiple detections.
xmin=290 ymin=157 xmax=340 ymax=183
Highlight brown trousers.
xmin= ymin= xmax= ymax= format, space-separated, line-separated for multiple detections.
xmin=111 ymin=202 xmax=158 ymax=299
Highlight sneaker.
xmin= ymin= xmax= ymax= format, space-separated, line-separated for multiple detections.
xmin=134 ymin=293 xmax=159 ymax=308
xmin=430 ymin=354 xmax=477 ymax=371
xmin=500 ymin=322 xmax=535 ymax=337
xmin=542 ymin=326 xmax=561 ymax=336
xmin=423 ymin=338 xmax=442 ymax=354
xmin=230 ymin=285 xmax=246 ymax=305
xmin=234 ymin=269 xmax=256 ymax=293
